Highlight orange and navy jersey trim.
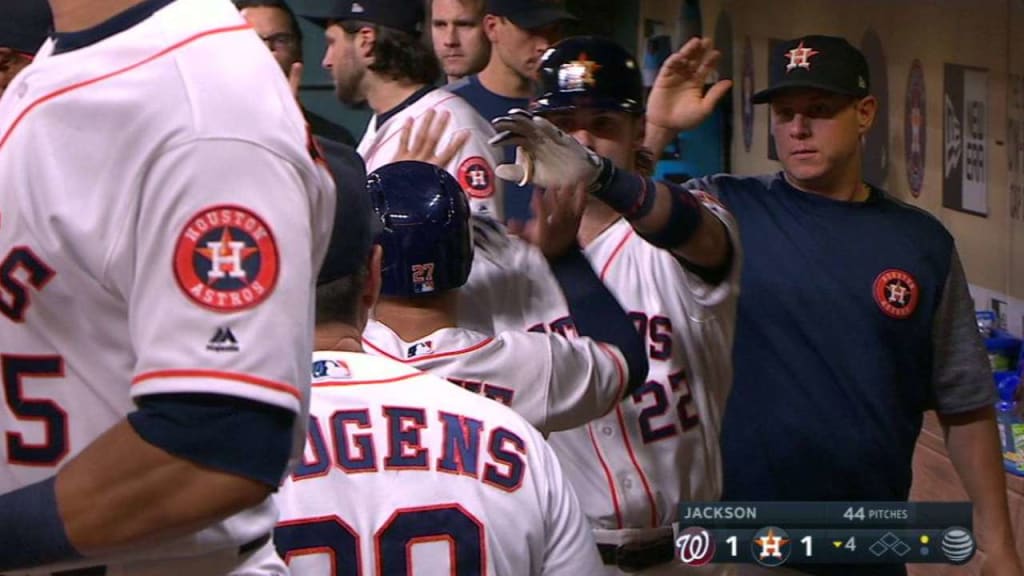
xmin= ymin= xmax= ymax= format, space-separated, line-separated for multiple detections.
xmin=132 ymin=368 xmax=300 ymax=400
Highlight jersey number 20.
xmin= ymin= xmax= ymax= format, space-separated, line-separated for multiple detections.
xmin=275 ymin=504 xmax=485 ymax=574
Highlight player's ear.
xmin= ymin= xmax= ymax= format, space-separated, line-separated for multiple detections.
xmin=856 ymin=95 xmax=877 ymax=136
xmin=356 ymin=25 xmax=377 ymax=60
xmin=482 ymin=15 xmax=500 ymax=42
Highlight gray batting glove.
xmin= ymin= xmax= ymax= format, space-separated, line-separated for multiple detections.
xmin=489 ymin=109 xmax=603 ymax=189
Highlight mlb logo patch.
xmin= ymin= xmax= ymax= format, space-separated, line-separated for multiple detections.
xmin=407 ymin=341 xmax=434 ymax=358
xmin=312 ymin=359 xmax=351 ymax=380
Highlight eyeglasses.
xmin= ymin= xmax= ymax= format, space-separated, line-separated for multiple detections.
xmin=260 ymin=33 xmax=298 ymax=52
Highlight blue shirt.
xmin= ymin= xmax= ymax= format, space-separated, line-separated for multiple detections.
xmin=688 ymin=173 xmax=993 ymax=576
xmin=449 ymin=75 xmax=532 ymax=222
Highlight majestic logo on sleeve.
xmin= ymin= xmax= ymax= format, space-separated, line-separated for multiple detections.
xmin=457 ymin=157 xmax=494 ymax=199
xmin=174 ymin=205 xmax=279 ymax=312
xmin=873 ymin=269 xmax=919 ymax=319
xmin=785 ymin=42 xmax=819 ymax=72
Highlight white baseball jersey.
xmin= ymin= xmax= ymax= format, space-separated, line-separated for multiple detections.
xmin=548 ymin=207 xmax=741 ymax=549
xmin=362 ymin=319 xmax=626 ymax=434
xmin=274 ymin=351 xmax=602 ymax=575
xmin=458 ymin=215 xmax=572 ymax=335
xmin=0 ymin=0 xmax=333 ymax=572
xmin=358 ymin=88 xmax=504 ymax=220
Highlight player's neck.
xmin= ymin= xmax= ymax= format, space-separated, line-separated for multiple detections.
xmin=578 ymin=199 xmax=621 ymax=247
xmin=477 ymin=57 xmax=533 ymax=99
xmin=784 ymin=162 xmax=868 ymax=202
xmin=375 ymin=295 xmax=457 ymax=342
xmin=366 ymin=76 xmax=425 ymax=116
xmin=314 ymin=323 xmax=365 ymax=353
xmin=49 ymin=0 xmax=145 ymax=33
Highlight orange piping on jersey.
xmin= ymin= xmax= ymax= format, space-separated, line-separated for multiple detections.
xmin=0 ymin=23 xmax=252 ymax=151
xmin=132 ymin=368 xmax=300 ymax=400
xmin=598 ymin=228 xmax=635 ymax=280
xmin=614 ymin=405 xmax=659 ymax=527
xmin=361 ymin=94 xmax=462 ymax=166
xmin=312 ymin=371 xmax=424 ymax=387
xmin=587 ymin=424 xmax=624 ymax=529
xmin=595 ymin=342 xmax=627 ymax=416
xmin=362 ymin=335 xmax=495 ymax=363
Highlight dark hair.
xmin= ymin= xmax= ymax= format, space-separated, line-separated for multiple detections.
xmin=315 ymin=263 xmax=369 ymax=327
xmin=340 ymin=20 xmax=440 ymax=85
xmin=232 ymin=0 xmax=304 ymax=47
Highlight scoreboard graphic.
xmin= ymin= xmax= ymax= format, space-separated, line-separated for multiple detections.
xmin=675 ymin=502 xmax=974 ymax=567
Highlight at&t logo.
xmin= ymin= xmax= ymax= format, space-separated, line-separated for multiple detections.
xmin=676 ymin=526 xmax=716 ymax=566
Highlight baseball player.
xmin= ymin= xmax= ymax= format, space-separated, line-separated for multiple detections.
xmin=274 ymin=159 xmax=603 ymax=575
xmin=430 ymin=0 xmax=491 ymax=83
xmin=0 ymin=0 xmax=51 ymax=98
xmin=487 ymin=36 xmax=741 ymax=575
xmin=305 ymin=0 xmax=505 ymax=220
xmin=362 ymin=161 xmax=648 ymax=434
xmin=0 ymin=0 xmax=334 ymax=573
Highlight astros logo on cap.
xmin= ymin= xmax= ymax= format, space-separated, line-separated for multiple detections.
xmin=558 ymin=53 xmax=601 ymax=92
xmin=785 ymin=41 xmax=819 ymax=72
xmin=873 ymin=269 xmax=919 ymax=319
xmin=174 ymin=205 xmax=279 ymax=312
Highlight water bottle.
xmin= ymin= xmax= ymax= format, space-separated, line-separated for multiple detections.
xmin=996 ymin=374 xmax=1024 ymax=477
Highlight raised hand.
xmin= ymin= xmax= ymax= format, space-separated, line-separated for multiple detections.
xmin=646 ymin=37 xmax=733 ymax=134
xmin=392 ymin=109 xmax=469 ymax=167
xmin=519 ymin=182 xmax=588 ymax=260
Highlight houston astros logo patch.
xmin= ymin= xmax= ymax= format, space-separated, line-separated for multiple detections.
xmin=873 ymin=269 xmax=919 ymax=319
xmin=457 ymin=157 xmax=494 ymax=198
xmin=174 ymin=205 xmax=279 ymax=312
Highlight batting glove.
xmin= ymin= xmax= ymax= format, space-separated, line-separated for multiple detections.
xmin=489 ymin=109 xmax=604 ymax=189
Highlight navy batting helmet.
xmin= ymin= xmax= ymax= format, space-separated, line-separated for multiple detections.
xmin=369 ymin=161 xmax=472 ymax=297
xmin=531 ymin=36 xmax=644 ymax=117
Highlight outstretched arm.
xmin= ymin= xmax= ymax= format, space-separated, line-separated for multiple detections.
xmin=491 ymin=110 xmax=732 ymax=270
xmin=520 ymin=182 xmax=648 ymax=397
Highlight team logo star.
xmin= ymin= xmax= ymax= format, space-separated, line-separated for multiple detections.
xmin=196 ymin=228 xmax=259 ymax=284
xmin=785 ymin=41 xmax=819 ymax=72
xmin=558 ymin=52 xmax=602 ymax=91
xmin=756 ymin=528 xmax=790 ymax=559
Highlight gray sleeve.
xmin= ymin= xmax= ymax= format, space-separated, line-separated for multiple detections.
xmin=930 ymin=248 xmax=997 ymax=414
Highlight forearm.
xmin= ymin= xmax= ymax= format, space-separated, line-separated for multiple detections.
xmin=57 ymin=419 xmax=271 ymax=555
xmin=642 ymin=121 xmax=676 ymax=161
xmin=549 ymin=247 xmax=648 ymax=395
xmin=632 ymin=181 xmax=730 ymax=268
xmin=590 ymin=159 xmax=730 ymax=268
xmin=941 ymin=406 xmax=1020 ymax=555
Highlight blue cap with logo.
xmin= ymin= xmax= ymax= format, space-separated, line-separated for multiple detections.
xmin=0 ymin=0 xmax=52 ymax=55
xmin=300 ymin=0 xmax=424 ymax=36
xmin=752 ymin=35 xmax=870 ymax=104
xmin=486 ymin=0 xmax=577 ymax=30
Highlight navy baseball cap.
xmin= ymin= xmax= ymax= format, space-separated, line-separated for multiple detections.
xmin=752 ymin=35 xmax=870 ymax=104
xmin=316 ymin=137 xmax=382 ymax=286
xmin=301 ymin=0 xmax=424 ymax=36
xmin=486 ymin=0 xmax=577 ymax=30
xmin=0 ymin=0 xmax=52 ymax=55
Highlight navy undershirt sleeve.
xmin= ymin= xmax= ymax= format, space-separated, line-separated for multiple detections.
xmin=549 ymin=247 xmax=649 ymax=397
xmin=127 ymin=393 xmax=295 ymax=487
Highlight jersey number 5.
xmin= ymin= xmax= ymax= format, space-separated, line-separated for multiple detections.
xmin=275 ymin=504 xmax=484 ymax=575
xmin=1 ymin=247 xmax=64 ymax=466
